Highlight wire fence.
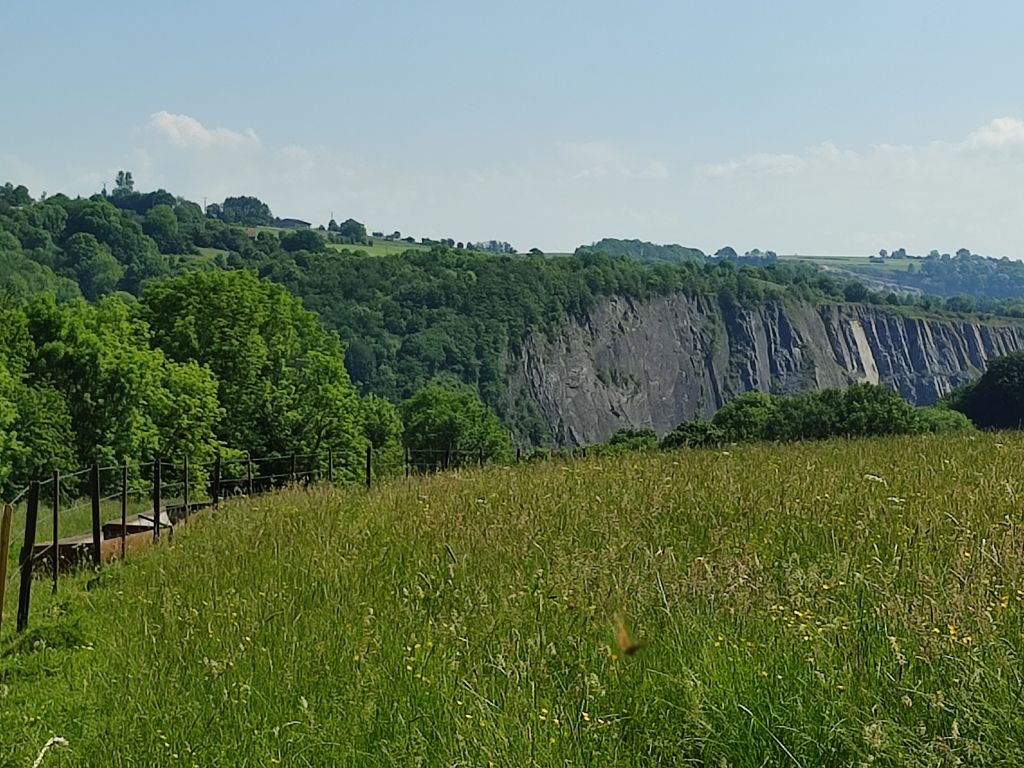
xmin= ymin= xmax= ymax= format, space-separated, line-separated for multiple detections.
xmin=1 ymin=442 xmax=527 ymax=636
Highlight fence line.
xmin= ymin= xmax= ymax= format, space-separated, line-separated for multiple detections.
xmin=1 ymin=443 xmax=528 ymax=635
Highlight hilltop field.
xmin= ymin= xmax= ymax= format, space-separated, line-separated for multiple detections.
xmin=4 ymin=432 xmax=1024 ymax=766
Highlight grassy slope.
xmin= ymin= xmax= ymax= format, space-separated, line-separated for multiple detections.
xmin=780 ymin=254 xmax=916 ymax=275
xmin=3 ymin=433 xmax=1024 ymax=765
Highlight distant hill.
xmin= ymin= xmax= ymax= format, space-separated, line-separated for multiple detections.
xmin=575 ymin=238 xmax=706 ymax=265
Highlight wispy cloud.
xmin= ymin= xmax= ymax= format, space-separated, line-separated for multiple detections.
xmin=690 ymin=118 xmax=1024 ymax=256
xmin=148 ymin=111 xmax=261 ymax=151
xmin=560 ymin=141 xmax=669 ymax=179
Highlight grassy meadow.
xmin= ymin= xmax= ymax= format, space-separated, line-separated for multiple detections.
xmin=779 ymin=254 xmax=916 ymax=275
xmin=3 ymin=433 xmax=1024 ymax=765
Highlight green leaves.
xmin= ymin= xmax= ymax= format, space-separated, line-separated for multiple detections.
xmin=141 ymin=269 xmax=364 ymax=460
xmin=401 ymin=385 xmax=510 ymax=470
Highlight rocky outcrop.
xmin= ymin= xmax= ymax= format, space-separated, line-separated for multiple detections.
xmin=505 ymin=295 xmax=1024 ymax=446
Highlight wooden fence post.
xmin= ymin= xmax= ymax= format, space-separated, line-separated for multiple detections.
xmin=516 ymin=448 xmax=521 ymax=464
xmin=183 ymin=456 xmax=190 ymax=516
xmin=121 ymin=460 xmax=128 ymax=560
xmin=478 ymin=447 xmax=483 ymax=468
xmin=365 ymin=445 xmax=372 ymax=489
xmin=247 ymin=453 xmax=253 ymax=496
xmin=17 ymin=481 xmax=40 ymax=632
xmin=405 ymin=447 xmax=409 ymax=479
xmin=91 ymin=464 xmax=101 ymax=567
xmin=327 ymin=448 xmax=333 ymax=484
xmin=0 ymin=505 xmax=12 ymax=636
xmin=52 ymin=469 xmax=59 ymax=593
xmin=213 ymin=453 xmax=221 ymax=507
xmin=290 ymin=454 xmax=296 ymax=483
xmin=152 ymin=457 xmax=161 ymax=540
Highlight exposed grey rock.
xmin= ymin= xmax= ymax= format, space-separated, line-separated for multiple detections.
xmin=505 ymin=295 xmax=1024 ymax=446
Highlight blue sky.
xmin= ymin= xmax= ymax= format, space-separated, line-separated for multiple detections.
xmin=3 ymin=0 xmax=1024 ymax=255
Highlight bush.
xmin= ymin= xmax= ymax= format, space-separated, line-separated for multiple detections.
xmin=591 ymin=427 xmax=658 ymax=457
xmin=659 ymin=421 xmax=725 ymax=450
xmin=711 ymin=392 xmax=778 ymax=442
xmin=915 ymin=405 xmax=973 ymax=433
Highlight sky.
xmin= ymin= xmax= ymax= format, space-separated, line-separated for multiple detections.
xmin=2 ymin=0 xmax=1024 ymax=256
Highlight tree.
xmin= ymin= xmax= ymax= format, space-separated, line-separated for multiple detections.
xmin=712 ymin=391 xmax=778 ymax=442
xmin=281 ymin=229 xmax=326 ymax=253
xmin=844 ymin=282 xmax=869 ymax=303
xmin=336 ymin=218 xmax=368 ymax=244
xmin=401 ymin=385 xmax=510 ymax=470
xmin=61 ymin=232 xmax=124 ymax=300
xmin=220 ymin=196 xmax=273 ymax=226
xmin=143 ymin=204 xmax=193 ymax=255
xmin=360 ymin=393 xmax=404 ymax=477
xmin=0 ymin=360 xmax=23 ymax=492
xmin=949 ymin=351 xmax=1024 ymax=429
xmin=140 ymin=269 xmax=362 ymax=458
xmin=293 ymin=350 xmax=366 ymax=475
xmin=112 ymin=171 xmax=134 ymax=198
xmin=837 ymin=383 xmax=922 ymax=437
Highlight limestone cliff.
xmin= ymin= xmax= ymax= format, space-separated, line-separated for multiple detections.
xmin=505 ymin=295 xmax=1024 ymax=446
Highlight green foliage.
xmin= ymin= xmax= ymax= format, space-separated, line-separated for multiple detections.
xmin=949 ymin=351 xmax=1024 ymax=429
xmin=573 ymin=239 xmax=708 ymax=266
xmin=360 ymin=393 xmax=404 ymax=478
xmin=280 ymin=228 xmax=327 ymax=253
xmin=139 ymin=269 xmax=363 ymax=464
xmin=711 ymin=391 xmax=779 ymax=441
xmin=143 ymin=204 xmax=194 ymax=255
xmin=916 ymin=404 xmax=973 ymax=433
xmin=332 ymin=217 xmax=368 ymax=244
xmin=659 ymin=420 xmax=725 ymax=449
xmin=575 ymin=238 xmax=706 ymax=265
xmin=219 ymin=195 xmax=274 ymax=226
xmin=869 ymin=249 xmax=1024 ymax=299
xmin=400 ymin=385 xmax=511 ymax=469
xmin=590 ymin=427 xmax=659 ymax=457
xmin=840 ymin=382 xmax=923 ymax=437
xmin=667 ymin=384 xmax=933 ymax=450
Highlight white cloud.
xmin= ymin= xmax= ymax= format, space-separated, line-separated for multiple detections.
xmin=559 ymin=141 xmax=669 ymax=179
xmin=148 ymin=111 xmax=261 ymax=151
xmin=691 ymin=119 xmax=1024 ymax=256
xmin=962 ymin=117 xmax=1024 ymax=151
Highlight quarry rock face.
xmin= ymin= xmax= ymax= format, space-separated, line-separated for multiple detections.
xmin=505 ymin=295 xmax=1024 ymax=446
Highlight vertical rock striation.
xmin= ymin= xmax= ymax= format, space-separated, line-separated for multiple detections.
xmin=505 ymin=295 xmax=1024 ymax=446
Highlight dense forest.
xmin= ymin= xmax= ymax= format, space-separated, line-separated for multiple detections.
xmin=574 ymin=238 xmax=780 ymax=268
xmin=4 ymin=177 xmax=1024 ymax=491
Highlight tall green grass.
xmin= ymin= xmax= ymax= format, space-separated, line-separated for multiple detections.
xmin=3 ymin=433 xmax=1024 ymax=765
